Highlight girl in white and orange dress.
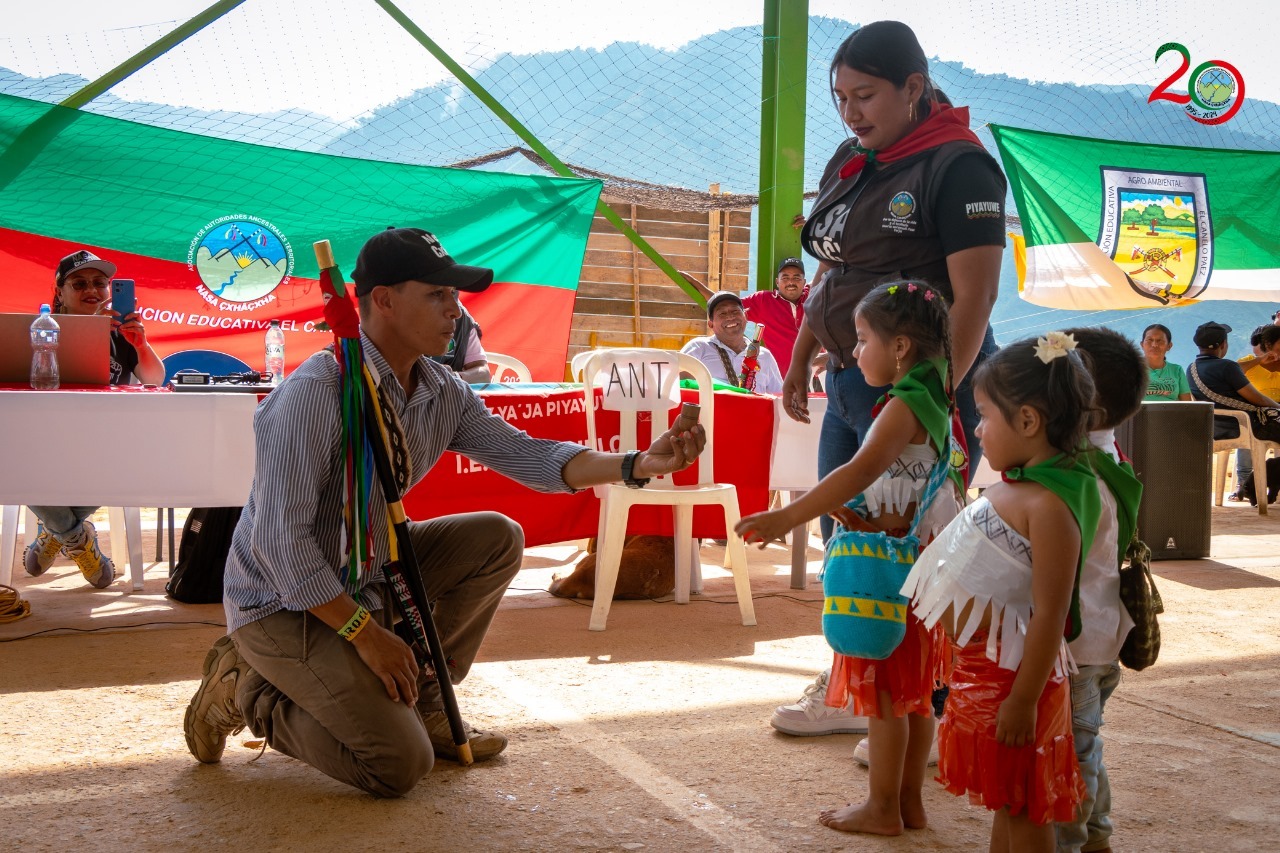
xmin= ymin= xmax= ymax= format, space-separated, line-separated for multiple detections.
xmin=737 ymin=279 xmax=963 ymax=837
xmin=902 ymin=332 xmax=1100 ymax=852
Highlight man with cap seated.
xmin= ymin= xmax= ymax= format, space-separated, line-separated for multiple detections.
xmin=182 ymin=227 xmax=706 ymax=797
xmin=682 ymin=257 xmax=811 ymax=376
xmin=1187 ymin=320 xmax=1280 ymax=442
xmin=680 ymin=291 xmax=785 ymax=394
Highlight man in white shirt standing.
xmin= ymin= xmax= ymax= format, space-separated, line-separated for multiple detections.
xmin=680 ymin=291 xmax=784 ymax=394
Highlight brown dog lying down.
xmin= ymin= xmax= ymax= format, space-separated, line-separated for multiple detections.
xmin=548 ymin=535 xmax=676 ymax=600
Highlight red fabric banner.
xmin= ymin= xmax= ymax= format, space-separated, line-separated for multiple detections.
xmin=0 ymin=228 xmax=577 ymax=380
xmin=403 ymin=385 xmax=775 ymax=544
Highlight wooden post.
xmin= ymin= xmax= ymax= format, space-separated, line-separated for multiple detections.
xmin=708 ymin=183 xmax=723 ymax=292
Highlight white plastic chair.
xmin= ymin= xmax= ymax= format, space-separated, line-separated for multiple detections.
xmin=1 ymin=505 xmax=145 ymax=590
xmin=486 ymin=352 xmax=532 ymax=383
xmin=578 ymin=348 xmax=757 ymax=631
xmin=1211 ymin=409 xmax=1280 ymax=516
xmin=569 ymin=350 xmax=594 ymax=382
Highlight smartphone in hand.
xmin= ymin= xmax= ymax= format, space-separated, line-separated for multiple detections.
xmin=110 ymin=278 xmax=136 ymax=319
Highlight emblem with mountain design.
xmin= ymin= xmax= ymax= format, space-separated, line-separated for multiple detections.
xmin=1096 ymin=168 xmax=1212 ymax=304
xmin=190 ymin=215 xmax=293 ymax=304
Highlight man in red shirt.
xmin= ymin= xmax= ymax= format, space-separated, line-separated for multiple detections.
xmin=683 ymin=258 xmax=809 ymax=375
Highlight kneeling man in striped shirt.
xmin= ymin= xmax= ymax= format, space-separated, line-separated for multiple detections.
xmin=182 ymin=227 xmax=705 ymax=797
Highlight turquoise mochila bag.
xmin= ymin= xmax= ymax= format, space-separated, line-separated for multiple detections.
xmin=821 ymin=455 xmax=950 ymax=660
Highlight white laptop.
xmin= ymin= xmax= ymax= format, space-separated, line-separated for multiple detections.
xmin=0 ymin=312 xmax=112 ymax=386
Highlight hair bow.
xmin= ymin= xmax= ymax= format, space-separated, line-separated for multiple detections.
xmin=1033 ymin=331 xmax=1078 ymax=364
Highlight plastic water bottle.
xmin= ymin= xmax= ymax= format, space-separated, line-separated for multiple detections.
xmin=30 ymin=304 xmax=60 ymax=390
xmin=265 ymin=319 xmax=285 ymax=385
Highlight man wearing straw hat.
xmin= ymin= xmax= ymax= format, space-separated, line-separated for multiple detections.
xmin=182 ymin=227 xmax=705 ymax=797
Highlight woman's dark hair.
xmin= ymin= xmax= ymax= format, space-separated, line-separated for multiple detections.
xmin=1249 ymin=324 xmax=1280 ymax=349
xmin=830 ymin=21 xmax=938 ymax=118
xmin=1141 ymin=323 xmax=1172 ymax=344
xmin=974 ymin=335 xmax=1100 ymax=458
xmin=855 ymin=279 xmax=954 ymax=399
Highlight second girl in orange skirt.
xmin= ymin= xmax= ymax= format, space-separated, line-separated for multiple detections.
xmin=902 ymin=332 xmax=1102 ymax=852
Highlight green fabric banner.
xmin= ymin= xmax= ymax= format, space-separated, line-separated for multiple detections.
xmin=0 ymin=92 xmax=603 ymax=378
xmin=991 ymin=124 xmax=1280 ymax=309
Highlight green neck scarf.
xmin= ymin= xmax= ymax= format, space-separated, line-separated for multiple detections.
xmin=1002 ymin=452 xmax=1101 ymax=641
xmin=885 ymin=357 xmax=964 ymax=492
xmin=1088 ymin=448 xmax=1144 ymax=565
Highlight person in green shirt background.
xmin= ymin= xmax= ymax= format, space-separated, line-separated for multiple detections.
xmin=1141 ymin=323 xmax=1192 ymax=401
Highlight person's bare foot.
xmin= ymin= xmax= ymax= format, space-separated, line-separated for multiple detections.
xmin=899 ymin=791 xmax=927 ymax=829
xmin=818 ymin=801 xmax=904 ymax=836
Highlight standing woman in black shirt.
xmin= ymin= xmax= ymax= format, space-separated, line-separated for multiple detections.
xmin=785 ymin=20 xmax=1006 ymax=524
xmin=769 ymin=19 xmax=1007 ymax=836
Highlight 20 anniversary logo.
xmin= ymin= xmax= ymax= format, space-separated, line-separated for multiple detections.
xmin=1147 ymin=41 xmax=1245 ymax=125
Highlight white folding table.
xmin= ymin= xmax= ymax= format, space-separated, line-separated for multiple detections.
xmin=0 ymin=390 xmax=257 ymax=590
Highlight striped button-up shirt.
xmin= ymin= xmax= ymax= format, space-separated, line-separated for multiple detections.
xmin=223 ymin=333 xmax=585 ymax=634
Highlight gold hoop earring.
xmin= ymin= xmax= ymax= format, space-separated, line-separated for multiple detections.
xmin=909 ymin=101 xmax=917 ymax=124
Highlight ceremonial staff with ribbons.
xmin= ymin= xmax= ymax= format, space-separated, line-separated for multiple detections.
xmin=314 ymin=238 xmax=473 ymax=765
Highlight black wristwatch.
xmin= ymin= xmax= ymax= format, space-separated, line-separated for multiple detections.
xmin=621 ymin=450 xmax=650 ymax=489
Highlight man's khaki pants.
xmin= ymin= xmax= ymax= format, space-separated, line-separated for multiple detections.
xmin=232 ymin=512 xmax=523 ymax=797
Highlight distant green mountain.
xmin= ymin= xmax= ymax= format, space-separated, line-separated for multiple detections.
xmin=319 ymin=17 xmax=1280 ymax=190
xmin=0 ymin=68 xmax=348 ymax=151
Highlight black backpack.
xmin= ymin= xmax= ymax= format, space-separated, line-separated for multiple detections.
xmin=165 ymin=507 xmax=242 ymax=604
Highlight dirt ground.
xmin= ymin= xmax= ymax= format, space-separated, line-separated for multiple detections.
xmin=2 ymin=505 xmax=1279 ymax=853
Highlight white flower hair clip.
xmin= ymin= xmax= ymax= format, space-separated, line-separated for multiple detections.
xmin=1034 ymin=331 xmax=1078 ymax=364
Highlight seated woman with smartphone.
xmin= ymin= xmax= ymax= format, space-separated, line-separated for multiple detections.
xmin=22 ymin=249 xmax=165 ymax=588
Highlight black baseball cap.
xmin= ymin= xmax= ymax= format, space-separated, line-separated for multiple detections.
xmin=776 ymin=257 xmax=805 ymax=276
xmin=56 ymin=250 xmax=116 ymax=285
xmin=706 ymin=290 xmax=744 ymax=319
xmin=1193 ymin=321 xmax=1232 ymax=347
xmin=351 ymin=227 xmax=493 ymax=296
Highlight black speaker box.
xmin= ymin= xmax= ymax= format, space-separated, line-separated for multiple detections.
xmin=1114 ymin=401 xmax=1214 ymax=560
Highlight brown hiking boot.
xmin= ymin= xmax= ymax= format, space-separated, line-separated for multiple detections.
xmin=421 ymin=710 xmax=508 ymax=762
xmin=184 ymin=635 xmax=246 ymax=763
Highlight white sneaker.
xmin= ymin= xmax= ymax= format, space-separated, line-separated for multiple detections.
xmin=770 ymin=669 xmax=869 ymax=736
xmin=853 ymin=733 xmax=939 ymax=767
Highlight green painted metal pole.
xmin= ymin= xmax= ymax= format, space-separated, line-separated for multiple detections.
xmin=756 ymin=0 xmax=809 ymax=293
xmin=373 ymin=0 xmax=704 ymax=307
xmin=757 ymin=0 xmax=779 ymax=294
xmin=60 ymin=0 xmax=248 ymax=110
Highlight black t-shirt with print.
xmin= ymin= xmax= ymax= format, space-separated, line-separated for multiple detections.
xmin=801 ymin=149 xmax=1006 ymax=264
xmin=932 ymin=152 xmax=1008 ymax=255
xmin=109 ymin=330 xmax=140 ymax=385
